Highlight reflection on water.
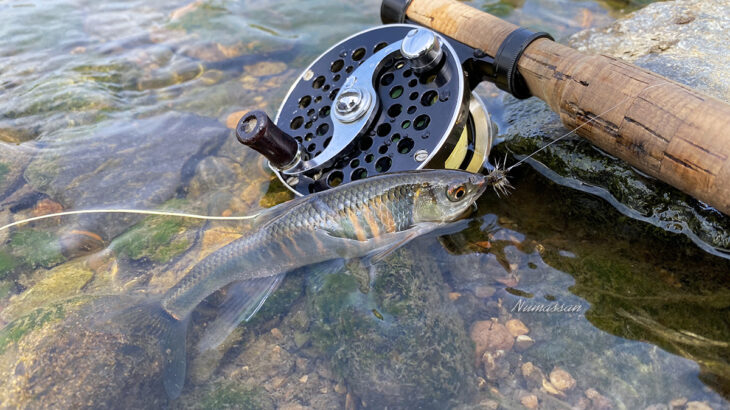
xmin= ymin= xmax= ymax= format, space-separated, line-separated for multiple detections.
xmin=0 ymin=0 xmax=728 ymax=408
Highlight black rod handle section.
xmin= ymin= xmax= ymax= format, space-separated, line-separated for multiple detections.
xmin=236 ymin=110 xmax=299 ymax=169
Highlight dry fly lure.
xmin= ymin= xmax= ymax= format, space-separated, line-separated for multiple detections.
xmin=485 ymin=156 xmax=513 ymax=198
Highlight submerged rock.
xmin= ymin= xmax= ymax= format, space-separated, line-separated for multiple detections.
xmin=0 ymin=297 xmax=171 ymax=409
xmin=497 ymin=0 xmax=730 ymax=254
xmin=23 ymin=112 xmax=229 ymax=256
xmin=306 ymin=245 xmax=476 ymax=409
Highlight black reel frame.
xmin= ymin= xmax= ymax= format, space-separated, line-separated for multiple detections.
xmin=235 ymin=5 xmax=552 ymax=196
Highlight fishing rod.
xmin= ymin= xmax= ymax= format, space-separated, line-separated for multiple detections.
xmin=228 ymin=0 xmax=729 ymax=217
xmin=388 ymin=0 xmax=730 ymax=216
xmin=7 ymin=0 xmax=729 ymax=234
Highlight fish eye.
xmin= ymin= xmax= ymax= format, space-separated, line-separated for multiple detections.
xmin=447 ymin=184 xmax=467 ymax=202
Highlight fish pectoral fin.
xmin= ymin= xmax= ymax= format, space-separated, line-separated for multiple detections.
xmin=197 ymin=273 xmax=285 ymax=352
xmin=361 ymin=222 xmax=441 ymax=266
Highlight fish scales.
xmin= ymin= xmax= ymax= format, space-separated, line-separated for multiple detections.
xmin=113 ymin=170 xmax=488 ymax=399
xmin=161 ymin=173 xmax=427 ymax=319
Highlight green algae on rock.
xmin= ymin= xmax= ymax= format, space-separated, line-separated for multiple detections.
xmin=112 ymin=213 xmax=196 ymax=263
xmin=0 ymin=297 xmax=168 ymax=410
xmin=0 ymin=303 xmax=67 ymax=355
xmin=306 ymin=247 xmax=476 ymax=409
xmin=1 ymin=260 xmax=96 ymax=322
xmin=8 ymin=229 xmax=64 ymax=269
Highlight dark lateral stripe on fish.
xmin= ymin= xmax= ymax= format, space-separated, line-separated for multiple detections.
xmin=375 ymin=194 xmax=397 ymax=233
xmin=285 ymin=233 xmax=305 ymax=257
xmin=361 ymin=201 xmax=381 ymax=238
xmin=346 ymin=207 xmax=368 ymax=241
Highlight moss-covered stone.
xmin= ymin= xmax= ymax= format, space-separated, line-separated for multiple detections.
xmin=112 ymin=213 xmax=195 ymax=263
xmin=307 ymin=248 xmax=476 ymax=409
xmin=1 ymin=260 xmax=95 ymax=322
xmin=0 ymin=297 xmax=167 ymax=409
xmin=0 ymin=303 xmax=66 ymax=354
xmin=0 ymin=250 xmax=17 ymax=279
xmin=8 ymin=229 xmax=64 ymax=269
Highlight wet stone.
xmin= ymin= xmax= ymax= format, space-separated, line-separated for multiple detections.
xmin=670 ymin=397 xmax=688 ymax=409
xmin=505 ymin=318 xmax=529 ymax=337
xmin=520 ymin=393 xmax=539 ymax=409
xmin=685 ymin=401 xmax=713 ymax=410
xmin=550 ymin=367 xmax=576 ymax=391
xmin=470 ymin=320 xmax=514 ymax=358
xmin=514 ymin=335 xmax=535 ymax=351
xmin=23 ymin=112 xmax=228 ymax=255
xmin=585 ymin=388 xmax=613 ymax=410
xmin=0 ymin=297 xmax=167 ymax=409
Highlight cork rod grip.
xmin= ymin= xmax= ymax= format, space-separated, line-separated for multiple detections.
xmin=406 ymin=0 xmax=730 ymax=215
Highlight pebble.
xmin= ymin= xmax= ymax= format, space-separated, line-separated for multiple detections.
xmin=295 ymin=357 xmax=308 ymax=372
xmin=299 ymin=374 xmax=308 ymax=384
xmin=266 ymin=376 xmax=286 ymax=391
xmin=521 ymin=362 xmax=545 ymax=389
xmin=505 ymin=319 xmax=529 ymax=337
xmin=470 ymin=320 xmax=514 ymax=358
xmin=670 ymin=398 xmax=688 ymax=409
xmin=514 ymin=335 xmax=535 ymax=351
xmin=448 ymin=292 xmax=462 ymax=301
xmin=585 ymin=388 xmax=612 ymax=410
xmin=334 ymin=383 xmax=347 ymax=395
xmin=482 ymin=350 xmax=509 ymax=380
xmin=520 ymin=394 xmax=539 ymax=409
xmin=270 ymin=328 xmax=283 ymax=339
xmin=542 ymin=378 xmax=565 ymax=397
xmin=477 ymin=399 xmax=499 ymax=409
xmin=345 ymin=393 xmax=357 ymax=410
xmin=475 ymin=286 xmax=496 ymax=298
xmin=686 ymin=402 xmax=713 ymax=410
xmin=550 ymin=367 xmax=576 ymax=391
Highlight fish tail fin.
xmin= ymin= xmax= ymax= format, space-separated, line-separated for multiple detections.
xmin=101 ymin=300 xmax=188 ymax=399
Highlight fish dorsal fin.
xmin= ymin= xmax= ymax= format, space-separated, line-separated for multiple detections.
xmin=250 ymin=197 xmax=303 ymax=228
xmin=251 ymin=195 xmax=330 ymax=229
xmin=197 ymin=273 xmax=285 ymax=352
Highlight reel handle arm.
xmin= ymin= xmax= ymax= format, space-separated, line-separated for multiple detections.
xmin=235 ymin=110 xmax=301 ymax=170
xmin=388 ymin=0 xmax=730 ymax=216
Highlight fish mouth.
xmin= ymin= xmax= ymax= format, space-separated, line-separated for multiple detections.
xmin=471 ymin=174 xmax=489 ymax=197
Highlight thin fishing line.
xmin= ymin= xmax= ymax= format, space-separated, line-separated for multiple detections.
xmin=507 ymin=82 xmax=669 ymax=172
xmin=0 ymin=209 xmax=261 ymax=232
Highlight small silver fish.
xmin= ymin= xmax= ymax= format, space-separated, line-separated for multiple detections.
xmin=117 ymin=169 xmax=488 ymax=398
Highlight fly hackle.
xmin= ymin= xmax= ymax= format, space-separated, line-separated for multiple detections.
xmin=486 ymin=156 xmax=513 ymax=198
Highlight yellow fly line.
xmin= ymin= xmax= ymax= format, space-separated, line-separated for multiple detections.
xmin=0 ymin=209 xmax=261 ymax=232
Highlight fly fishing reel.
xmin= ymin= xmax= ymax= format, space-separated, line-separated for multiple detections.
xmin=236 ymin=23 xmax=550 ymax=196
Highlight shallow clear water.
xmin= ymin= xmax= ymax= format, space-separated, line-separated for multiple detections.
xmin=0 ymin=0 xmax=728 ymax=409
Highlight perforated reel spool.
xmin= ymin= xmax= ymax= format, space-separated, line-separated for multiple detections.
xmin=274 ymin=24 xmax=493 ymax=196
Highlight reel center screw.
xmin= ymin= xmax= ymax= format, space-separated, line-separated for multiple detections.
xmin=334 ymin=79 xmax=372 ymax=123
